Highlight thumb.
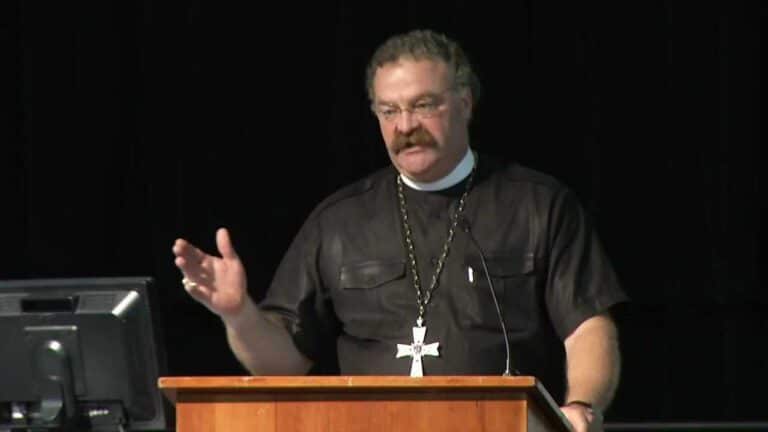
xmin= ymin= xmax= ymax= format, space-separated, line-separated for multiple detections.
xmin=216 ymin=227 xmax=239 ymax=259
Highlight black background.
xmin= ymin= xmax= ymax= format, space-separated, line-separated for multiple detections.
xmin=2 ymin=0 xmax=764 ymax=426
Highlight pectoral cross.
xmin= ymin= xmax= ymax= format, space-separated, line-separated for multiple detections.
xmin=396 ymin=320 xmax=439 ymax=377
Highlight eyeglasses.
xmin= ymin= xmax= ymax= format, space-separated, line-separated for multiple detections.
xmin=372 ymin=90 xmax=454 ymax=122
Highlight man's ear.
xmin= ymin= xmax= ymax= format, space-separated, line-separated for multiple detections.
xmin=459 ymin=87 xmax=473 ymax=121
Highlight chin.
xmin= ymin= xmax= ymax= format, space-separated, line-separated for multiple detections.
xmin=401 ymin=165 xmax=445 ymax=183
xmin=397 ymin=152 xmax=441 ymax=181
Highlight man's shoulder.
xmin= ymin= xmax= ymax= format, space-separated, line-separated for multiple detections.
xmin=481 ymin=154 xmax=568 ymax=194
xmin=308 ymin=166 xmax=394 ymax=216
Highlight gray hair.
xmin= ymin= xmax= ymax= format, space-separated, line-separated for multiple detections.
xmin=365 ymin=29 xmax=482 ymax=105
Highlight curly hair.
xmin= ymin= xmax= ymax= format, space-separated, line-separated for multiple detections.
xmin=365 ymin=29 xmax=482 ymax=105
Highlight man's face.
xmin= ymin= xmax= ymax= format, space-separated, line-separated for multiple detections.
xmin=372 ymin=58 xmax=472 ymax=182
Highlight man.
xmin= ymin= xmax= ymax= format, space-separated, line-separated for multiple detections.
xmin=173 ymin=29 xmax=628 ymax=432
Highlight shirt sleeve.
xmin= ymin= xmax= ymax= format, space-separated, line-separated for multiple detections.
xmin=544 ymin=187 xmax=629 ymax=340
xmin=257 ymin=213 xmax=340 ymax=371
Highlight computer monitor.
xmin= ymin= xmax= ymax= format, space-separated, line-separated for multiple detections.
xmin=0 ymin=277 xmax=170 ymax=431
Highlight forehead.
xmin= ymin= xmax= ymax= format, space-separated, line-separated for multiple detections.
xmin=372 ymin=58 xmax=453 ymax=102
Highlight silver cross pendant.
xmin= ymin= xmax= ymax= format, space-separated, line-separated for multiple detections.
xmin=396 ymin=320 xmax=440 ymax=377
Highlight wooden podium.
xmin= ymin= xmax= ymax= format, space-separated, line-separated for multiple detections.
xmin=159 ymin=376 xmax=571 ymax=432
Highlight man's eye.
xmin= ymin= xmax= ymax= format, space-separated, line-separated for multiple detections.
xmin=381 ymin=108 xmax=398 ymax=116
xmin=415 ymin=102 xmax=436 ymax=112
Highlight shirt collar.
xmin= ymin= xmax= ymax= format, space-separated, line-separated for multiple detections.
xmin=400 ymin=148 xmax=475 ymax=192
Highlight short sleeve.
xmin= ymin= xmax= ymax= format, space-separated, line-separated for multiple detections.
xmin=544 ymin=187 xmax=629 ymax=340
xmin=257 ymin=214 xmax=339 ymax=370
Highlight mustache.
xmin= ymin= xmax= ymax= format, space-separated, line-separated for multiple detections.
xmin=392 ymin=128 xmax=436 ymax=153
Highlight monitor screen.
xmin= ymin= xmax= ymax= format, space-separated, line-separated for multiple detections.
xmin=0 ymin=277 xmax=170 ymax=431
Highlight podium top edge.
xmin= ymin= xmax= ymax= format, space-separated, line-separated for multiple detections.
xmin=158 ymin=375 xmax=538 ymax=390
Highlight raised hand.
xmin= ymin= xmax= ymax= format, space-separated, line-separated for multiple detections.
xmin=172 ymin=227 xmax=249 ymax=319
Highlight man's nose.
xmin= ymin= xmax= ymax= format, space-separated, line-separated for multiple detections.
xmin=395 ymin=110 xmax=419 ymax=134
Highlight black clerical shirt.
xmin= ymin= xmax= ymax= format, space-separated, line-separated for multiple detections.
xmin=259 ymin=154 xmax=627 ymax=401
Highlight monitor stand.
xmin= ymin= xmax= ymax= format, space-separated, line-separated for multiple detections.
xmin=2 ymin=328 xmax=127 ymax=432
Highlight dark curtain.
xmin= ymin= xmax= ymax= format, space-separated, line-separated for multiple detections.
xmin=3 ymin=0 xmax=763 ymax=425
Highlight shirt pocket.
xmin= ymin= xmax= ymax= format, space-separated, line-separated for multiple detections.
xmin=461 ymin=253 xmax=539 ymax=335
xmin=335 ymin=259 xmax=407 ymax=339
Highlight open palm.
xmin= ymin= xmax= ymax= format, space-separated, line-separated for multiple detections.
xmin=172 ymin=228 xmax=248 ymax=318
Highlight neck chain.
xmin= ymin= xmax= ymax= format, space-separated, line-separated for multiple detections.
xmin=396 ymin=164 xmax=476 ymax=327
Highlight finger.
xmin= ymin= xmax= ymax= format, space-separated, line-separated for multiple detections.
xmin=571 ymin=418 xmax=588 ymax=432
xmin=584 ymin=409 xmax=595 ymax=424
xmin=587 ymin=411 xmax=602 ymax=432
xmin=216 ymin=227 xmax=239 ymax=260
xmin=561 ymin=407 xmax=589 ymax=432
xmin=183 ymin=278 xmax=213 ymax=300
xmin=174 ymin=240 xmax=210 ymax=273
xmin=176 ymin=257 xmax=216 ymax=284
xmin=175 ymin=255 xmax=205 ymax=275
xmin=173 ymin=238 xmax=208 ymax=262
xmin=180 ymin=273 xmax=213 ymax=295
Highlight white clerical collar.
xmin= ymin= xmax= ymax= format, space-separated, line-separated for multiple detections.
xmin=400 ymin=148 xmax=475 ymax=192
